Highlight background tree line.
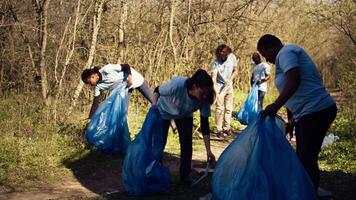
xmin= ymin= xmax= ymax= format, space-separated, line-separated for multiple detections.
xmin=0 ymin=0 xmax=354 ymax=116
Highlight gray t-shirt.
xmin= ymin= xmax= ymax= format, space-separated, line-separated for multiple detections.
xmin=157 ymin=77 xmax=211 ymax=120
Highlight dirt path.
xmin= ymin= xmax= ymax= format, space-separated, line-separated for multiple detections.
xmin=0 ymin=138 xmax=231 ymax=200
xmin=0 ymin=179 xmax=97 ymax=200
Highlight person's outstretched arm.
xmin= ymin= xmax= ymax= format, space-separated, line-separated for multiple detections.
xmin=87 ymin=95 xmax=100 ymax=123
xmin=152 ymin=86 xmax=160 ymax=105
xmin=201 ymin=115 xmax=216 ymax=163
xmin=263 ymin=67 xmax=301 ymax=116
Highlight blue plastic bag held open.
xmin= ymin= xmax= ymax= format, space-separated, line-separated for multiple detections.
xmin=236 ymin=83 xmax=259 ymax=125
xmin=85 ymin=83 xmax=130 ymax=154
xmin=122 ymin=106 xmax=170 ymax=196
xmin=212 ymin=114 xmax=317 ymax=200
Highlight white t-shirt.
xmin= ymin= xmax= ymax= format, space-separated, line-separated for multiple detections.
xmin=94 ymin=64 xmax=144 ymax=97
xmin=252 ymin=62 xmax=270 ymax=92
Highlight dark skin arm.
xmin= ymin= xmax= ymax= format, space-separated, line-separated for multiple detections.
xmin=286 ymin=108 xmax=295 ymax=140
xmin=263 ymin=67 xmax=301 ymax=116
xmin=121 ymin=64 xmax=133 ymax=86
xmin=87 ymin=96 xmax=100 ymax=123
xmin=250 ymin=73 xmax=254 ymax=86
xmin=257 ymin=73 xmax=270 ymax=84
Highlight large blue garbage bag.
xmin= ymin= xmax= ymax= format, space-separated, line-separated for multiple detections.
xmin=236 ymin=83 xmax=259 ymax=125
xmin=122 ymin=106 xmax=170 ymax=196
xmin=212 ymin=114 xmax=317 ymax=200
xmin=85 ymin=84 xmax=130 ymax=154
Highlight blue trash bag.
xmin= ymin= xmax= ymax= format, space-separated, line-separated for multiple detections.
xmin=212 ymin=114 xmax=317 ymax=200
xmin=85 ymin=84 xmax=130 ymax=154
xmin=122 ymin=106 xmax=170 ymax=196
xmin=236 ymin=83 xmax=259 ymax=125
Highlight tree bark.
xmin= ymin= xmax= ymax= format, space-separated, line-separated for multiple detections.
xmin=117 ymin=0 xmax=127 ymax=63
xmin=31 ymin=0 xmax=51 ymax=105
xmin=169 ymin=0 xmax=177 ymax=68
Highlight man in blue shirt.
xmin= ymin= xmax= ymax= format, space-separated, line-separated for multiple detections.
xmin=211 ymin=44 xmax=238 ymax=138
xmin=257 ymin=34 xmax=337 ymax=194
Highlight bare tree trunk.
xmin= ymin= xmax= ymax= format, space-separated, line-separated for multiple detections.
xmin=69 ymin=0 xmax=105 ymax=113
xmin=117 ymin=0 xmax=127 ymax=63
xmin=39 ymin=0 xmax=50 ymax=105
xmin=169 ymin=0 xmax=177 ymax=68
xmin=181 ymin=0 xmax=191 ymax=63
xmin=32 ymin=0 xmax=51 ymax=105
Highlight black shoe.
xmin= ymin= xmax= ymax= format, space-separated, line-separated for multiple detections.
xmin=179 ymin=177 xmax=193 ymax=186
xmin=224 ymin=129 xmax=234 ymax=136
xmin=216 ymin=131 xmax=225 ymax=139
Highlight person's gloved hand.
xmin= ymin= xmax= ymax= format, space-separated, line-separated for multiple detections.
xmin=262 ymin=103 xmax=280 ymax=117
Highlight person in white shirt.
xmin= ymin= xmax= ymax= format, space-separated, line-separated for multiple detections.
xmin=81 ymin=64 xmax=152 ymax=123
xmin=250 ymin=52 xmax=271 ymax=109
xmin=211 ymin=44 xmax=238 ymax=138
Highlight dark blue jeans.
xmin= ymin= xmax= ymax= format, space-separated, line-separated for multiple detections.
xmin=161 ymin=117 xmax=193 ymax=181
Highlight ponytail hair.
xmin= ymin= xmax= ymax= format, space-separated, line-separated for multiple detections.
xmin=81 ymin=66 xmax=100 ymax=83
xmin=187 ymin=69 xmax=216 ymax=104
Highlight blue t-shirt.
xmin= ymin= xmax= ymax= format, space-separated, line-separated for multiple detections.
xmin=275 ymin=45 xmax=335 ymax=121
xmin=157 ymin=77 xmax=211 ymax=120
xmin=211 ymin=53 xmax=238 ymax=91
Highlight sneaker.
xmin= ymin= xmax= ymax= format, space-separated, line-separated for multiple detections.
xmin=200 ymin=193 xmax=213 ymax=200
xmin=216 ymin=131 xmax=225 ymax=139
xmin=317 ymin=187 xmax=333 ymax=198
xmin=224 ymin=129 xmax=234 ymax=136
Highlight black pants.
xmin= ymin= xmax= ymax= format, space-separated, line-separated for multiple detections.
xmin=161 ymin=117 xmax=193 ymax=181
xmin=258 ymin=90 xmax=265 ymax=110
xmin=295 ymin=104 xmax=337 ymax=189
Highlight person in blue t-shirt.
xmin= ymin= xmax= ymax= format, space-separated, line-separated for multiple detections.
xmin=152 ymin=69 xmax=216 ymax=185
xmin=211 ymin=44 xmax=238 ymax=138
xmin=257 ymin=34 xmax=337 ymax=191
xmin=250 ymin=52 xmax=271 ymax=110
xmin=81 ymin=64 xmax=152 ymax=123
